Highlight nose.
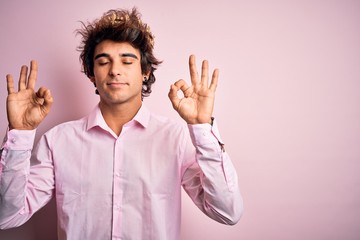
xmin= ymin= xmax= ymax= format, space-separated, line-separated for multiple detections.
xmin=109 ymin=61 xmax=122 ymax=77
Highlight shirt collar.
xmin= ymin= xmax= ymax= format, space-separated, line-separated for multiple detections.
xmin=132 ymin=104 xmax=151 ymax=128
xmin=86 ymin=103 xmax=150 ymax=132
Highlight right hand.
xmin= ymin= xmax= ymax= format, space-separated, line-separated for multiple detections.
xmin=6 ymin=60 xmax=53 ymax=130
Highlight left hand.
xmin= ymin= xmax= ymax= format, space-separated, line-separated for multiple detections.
xmin=168 ymin=55 xmax=218 ymax=124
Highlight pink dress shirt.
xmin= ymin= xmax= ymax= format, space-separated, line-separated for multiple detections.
xmin=0 ymin=104 xmax=243 ymax=240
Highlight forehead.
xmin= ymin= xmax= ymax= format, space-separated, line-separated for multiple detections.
xmin=94 ymin=40 xmax=140 ymax=58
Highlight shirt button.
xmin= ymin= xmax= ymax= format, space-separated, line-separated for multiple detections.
xmin=10 ymin=138 xmax=16 ymax=143
xmin=115 ymin=172 xmax=121 ymax=177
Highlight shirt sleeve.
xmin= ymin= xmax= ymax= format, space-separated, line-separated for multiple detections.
xmin=181 ymin=119 xmax=243 ymax=225
xmin=0 ymin=129 xmax=54 ymax=229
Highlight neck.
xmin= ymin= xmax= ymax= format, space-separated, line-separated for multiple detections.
xmin=99 ymin=100 xmax=142 ymax=136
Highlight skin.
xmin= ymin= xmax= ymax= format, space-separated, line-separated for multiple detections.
xmin=169 ymin=54 xmax=219 ymax=125
xmin=91 ymin=40 xmax=148 ymax=135
xmin=6 ymin=61 xmax=53 ymax=130
xmin=6 ymin=40 xmax=219 ymax=135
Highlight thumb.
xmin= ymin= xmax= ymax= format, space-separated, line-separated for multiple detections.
xmin=36 ymin=87 xmax=53 ymax=113
xmin=42 ymin=89 xmax=53 ymax=110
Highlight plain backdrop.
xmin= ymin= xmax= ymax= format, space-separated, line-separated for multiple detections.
xmin=1 ymin=0 xmax=360 ymax=239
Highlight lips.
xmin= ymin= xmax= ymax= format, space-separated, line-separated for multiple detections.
xmin=107 ymin=81 xmax=128 ymax=85
xmin=105 ymin=82 xmax=128 ymax=91
xmin=107 ymin=82 xmax=128 ymax=87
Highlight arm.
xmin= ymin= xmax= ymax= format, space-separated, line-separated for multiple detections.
xmin=168 ymin=55 xmax=243 ymax=224
xmin=182 ymin=121 xmax=243 ymax=225
xmin=0 ymin=129 xmax=55 ymax=229
xmin=0 ymin=61 xmax=54 ymax=229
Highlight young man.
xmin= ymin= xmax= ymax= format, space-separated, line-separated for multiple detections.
xmin=0 ymin=8 xmax=243 ymax=240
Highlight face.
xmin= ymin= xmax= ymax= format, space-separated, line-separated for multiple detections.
xmin=91 ymin=40 xmax=146 ymax=107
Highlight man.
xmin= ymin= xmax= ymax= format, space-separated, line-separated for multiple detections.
xmin=0 ymin=8 xmax=243 ymax=240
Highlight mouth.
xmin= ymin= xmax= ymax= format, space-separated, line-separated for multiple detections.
xmin=107 ymin=82 xmax=128 ymax=88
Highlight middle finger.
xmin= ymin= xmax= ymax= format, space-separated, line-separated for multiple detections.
xmin=18 ymin=65 xmax=28 ymax=91
xmin=201 ymin=60 xmax=209 ymax=87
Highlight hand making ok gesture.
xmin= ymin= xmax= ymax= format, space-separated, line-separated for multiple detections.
xmin=168 ymin=55 xmax=218 ymax=124
xmin=6 ymin=60 xmax=53 ymax=130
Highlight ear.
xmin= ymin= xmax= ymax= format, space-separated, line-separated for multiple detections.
xmin=143 ymin=71 xmax=151 ymax=80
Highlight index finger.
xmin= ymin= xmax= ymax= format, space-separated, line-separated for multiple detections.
xmin=27 ymin=60 xmax=38 ymax=90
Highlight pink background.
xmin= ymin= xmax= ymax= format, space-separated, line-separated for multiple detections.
xmin=1 ymin=0 xmax=360 ymax=239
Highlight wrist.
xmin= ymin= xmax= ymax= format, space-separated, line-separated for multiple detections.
xmin=187 ymin=117 xmax=213 ymax=125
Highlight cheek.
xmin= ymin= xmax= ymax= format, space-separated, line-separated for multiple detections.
xmin=137 ymin=75 xmax=145 ymax=88
xmin=93 ymin=65 xmax=108 ymax=77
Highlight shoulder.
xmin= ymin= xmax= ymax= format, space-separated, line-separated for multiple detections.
xmin=43 ymin=116 xmax=87 ymax=139
xmin=148 ymin=111 xmax=187 ymax=133
xmin=143 ymin=111 xmax=190 ymax=143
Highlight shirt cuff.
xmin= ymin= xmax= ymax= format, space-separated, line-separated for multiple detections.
xmin=1 ymin=129 xmax=36 ymax=151
xmin=187 ymin=118 xmax=224 ymax=147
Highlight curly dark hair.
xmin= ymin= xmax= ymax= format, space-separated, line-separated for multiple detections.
xmin=76 ymin=7 xmax=162 ymax=98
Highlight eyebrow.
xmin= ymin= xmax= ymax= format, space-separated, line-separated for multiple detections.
xmin=94 ymin=53 xmax=139 ymax=60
